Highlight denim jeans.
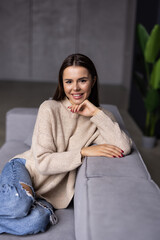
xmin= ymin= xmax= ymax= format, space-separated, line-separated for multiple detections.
xmin=0 ymin=158 xmax=58 ymax=235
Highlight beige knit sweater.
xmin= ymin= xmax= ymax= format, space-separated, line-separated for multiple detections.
xmin=15 ymin=97 xmax=132 ymax=209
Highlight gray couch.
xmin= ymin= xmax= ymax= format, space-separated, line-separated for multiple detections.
xmin=0 ymin=104 xmax=160 ymax=240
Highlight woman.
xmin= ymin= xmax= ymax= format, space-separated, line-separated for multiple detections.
xmin=0 ymin=53 xmax=132 ymax=235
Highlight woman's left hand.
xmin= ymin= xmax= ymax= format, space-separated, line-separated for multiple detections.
xmin=68 ymin=100 xmax=100 ymax=117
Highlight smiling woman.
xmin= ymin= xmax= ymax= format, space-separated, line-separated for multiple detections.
xmin=0 ymin=53 xmax=132 ymax=235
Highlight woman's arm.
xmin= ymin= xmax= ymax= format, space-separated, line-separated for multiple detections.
xmin=90 ymin=110 xmax=132 ymax=155
xmin=69 ymin=100 xmax=132 ymax=156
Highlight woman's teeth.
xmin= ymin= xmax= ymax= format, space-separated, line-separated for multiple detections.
xmin=72 ymin=94 xmax=83 ymax=99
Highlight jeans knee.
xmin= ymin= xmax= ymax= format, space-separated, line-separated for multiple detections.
xmin=14 ymin=183 xmax=34 ymax=218
xmin=0 ymin=183 xmax=34 ymax=218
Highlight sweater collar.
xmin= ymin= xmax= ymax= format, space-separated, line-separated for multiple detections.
xmin=61 ymin=97 xmax=79 ymax=119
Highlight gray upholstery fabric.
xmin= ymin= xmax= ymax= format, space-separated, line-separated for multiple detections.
xmin=87 ymin=177 xmax=160 ymax=240
xmin=1 ymin=105 xmax=160 ymax=240
xmin=6 ymin=108 xmax=38 ymax=142
xmin=0 ymin=141 xmax=29 ymax=170
xmin=74 ymin=157 xmax=160 ymax=240
xmin=74 ymin=158 xmax=89 ymax=240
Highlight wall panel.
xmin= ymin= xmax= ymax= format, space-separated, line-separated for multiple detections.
xmin=0 ymin=0 xmax=30 ymax=80
xmin=32 ymin=0 xmax=77 ymax=81
xmin=0 ymin=0 xmax=136 ymax=88
xmin=78 ymin=0 xmax=127 ymax=85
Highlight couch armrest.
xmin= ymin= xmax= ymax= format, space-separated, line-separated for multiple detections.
xmin=6 ymin=108 xmax=38 ymax=142
xmin=74 ymin=149 xmax=160 ymax=240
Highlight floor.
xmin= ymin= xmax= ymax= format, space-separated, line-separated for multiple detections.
xmin=0 ymin=80 xmax=160 ymax=187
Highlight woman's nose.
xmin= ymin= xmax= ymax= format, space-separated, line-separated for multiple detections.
xmin=73 ymin=82 xmax=80 ymax=91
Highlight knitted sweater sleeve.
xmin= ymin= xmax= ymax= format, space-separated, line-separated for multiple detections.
xmin=32 ymin=103 xmax=82 ymax=175
xmin=90 ymin=110 xmax=132 ymax=155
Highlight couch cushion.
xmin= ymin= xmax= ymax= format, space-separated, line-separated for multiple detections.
xmin=86 ymin=177 xmax=160 ymax=240
xmin=86 ymin=147 xmax=150 ymax=180
xmin=0 ymin=208 xmax=75 ymax=240
xmin=0 ymin=141 xmax=30 ymax=171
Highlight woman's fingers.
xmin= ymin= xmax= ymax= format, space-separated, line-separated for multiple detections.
xmin=68 ymin=100 xmax=99 ymax=117
xmin=68 ymin=104 xmax=82 ymax=113
xmin=101 ymin=144 xmax=124 ymax=158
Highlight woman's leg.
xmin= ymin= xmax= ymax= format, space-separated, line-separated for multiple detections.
xmin=0 ymin=158 xmax=34 ymax=218
xmin=0 ymin=158 xmax=58 ymax=235
xmin=0 ymin=200 xmax=58 ymax=235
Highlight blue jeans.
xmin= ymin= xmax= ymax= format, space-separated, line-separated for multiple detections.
xmin=0 ymin=158 xmax=58 ymax=235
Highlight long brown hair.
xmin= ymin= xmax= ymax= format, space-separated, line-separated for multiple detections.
xmin=53 ymin=53 xmax=99 ymax=107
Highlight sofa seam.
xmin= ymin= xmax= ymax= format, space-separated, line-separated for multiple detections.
xmin=86 ymin=175 xmax=149 ymax=180
xmin=86 ymin=175 xmax=160 ymax=187
xmin=85 ymin=175 xmax=160 ymax=195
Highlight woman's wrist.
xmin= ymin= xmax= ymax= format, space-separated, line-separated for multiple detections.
xmin=92 ymin=108 xmax=100 ymax=116
xmin=81 ymin=147 xmax=87 ymax=157
xmin=81 ymin=148 xmax=84 ymax=157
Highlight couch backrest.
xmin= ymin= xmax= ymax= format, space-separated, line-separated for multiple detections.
xmin=6 ymin=108 xmax=38 ymax=142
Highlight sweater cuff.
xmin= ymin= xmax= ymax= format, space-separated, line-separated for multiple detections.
xmin=74 ymin=148 xmax=83 ymax=165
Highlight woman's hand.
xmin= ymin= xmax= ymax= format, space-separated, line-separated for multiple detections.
xmin=68 ymin=100 xmax=100 ymax=117
xmin=81 ymin=144 xmax=124 ymax=158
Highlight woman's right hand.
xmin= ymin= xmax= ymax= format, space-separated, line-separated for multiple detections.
xmin=81 ymin=144 xmax=124 ymax=158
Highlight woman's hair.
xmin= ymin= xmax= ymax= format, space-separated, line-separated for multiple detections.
xmin=53 ymin=53 xmax=99 ymax=107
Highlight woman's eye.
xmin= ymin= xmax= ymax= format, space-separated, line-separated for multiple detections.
xmin=66 ymin=80 xmax=72 ymax=84
xmin=80 ymin=79 xmax=87 ymax=83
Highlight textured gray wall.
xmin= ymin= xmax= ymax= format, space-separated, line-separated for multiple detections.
xmin=0 ymin=0 xmax=136 ymax=88
xmin=0 ymin=0 xmax=30 ymax=80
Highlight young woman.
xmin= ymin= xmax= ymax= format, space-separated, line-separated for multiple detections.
xmin=0 ymin=53 xmax=132 ymax=235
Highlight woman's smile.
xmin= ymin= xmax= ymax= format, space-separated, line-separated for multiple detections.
xmin=71 ymin=93 xmax=84 ymax=99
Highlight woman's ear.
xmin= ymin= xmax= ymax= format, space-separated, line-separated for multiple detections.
xmin=92 ymin=76 xmax=96 ymax=88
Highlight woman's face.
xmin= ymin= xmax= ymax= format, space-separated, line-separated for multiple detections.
xmin=63 ymin=66 xmax=95 ymax=105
